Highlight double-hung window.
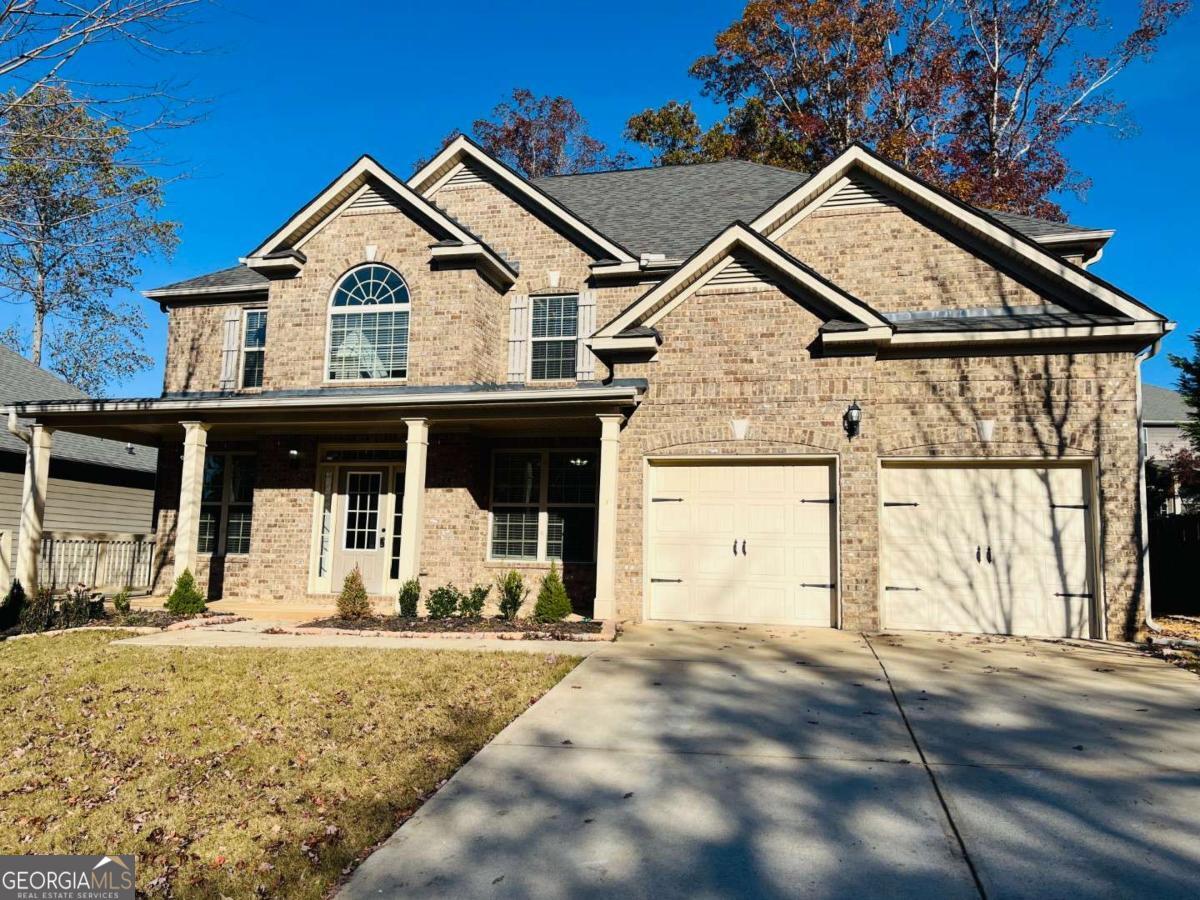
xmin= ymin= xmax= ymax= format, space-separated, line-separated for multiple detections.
xmin=490 ymin=450 xmax=597 ymax=562
xmin=241 ymin=309 xmax=267 ymax=388
xmin=198 ymin=452 xmax=256 ymax=556
xmin=530 ymin=295 xmax=577 ymax=380
xmin=328 ymin=264 xmax=410 ymax=381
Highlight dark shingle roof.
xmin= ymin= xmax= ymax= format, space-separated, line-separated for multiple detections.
xmin=1143 ymin=385 xmax=1191 ymax=423
xmin=986 ymin=210 xmax=1103 ymax=238
xmin=535 ymin=160 xmax=807 ymax=259
xmin=535 ymin=159 xmax=1106 ymax=258
xmin=147 ymin=159 xmax=1110 ymax=293
xmin=0 ymin=347 xmax=157 ymax=472
xmin=146 ymin=265 xmax=269 ymax=295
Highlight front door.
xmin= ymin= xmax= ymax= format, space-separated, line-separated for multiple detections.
xmin=332 ymin=468 xmax=388 ymax=593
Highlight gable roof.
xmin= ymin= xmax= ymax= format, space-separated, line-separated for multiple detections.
xmin=535 ymin=158 xmax=1109 ymax=260
xmin=243 ymin=153 xmax=517 ymax=287
xmin=407 ymin=135 xmax=638 ymax=264
xmin=1143 ymin=385 xmax=1191 ymax=423
xmin=593 ymin=221 xmax=891 ymax=343
xmin=749 ymin=143 xmax=1163 ymax=324
xmin=0 ymin=347 xmax=157 ymax=472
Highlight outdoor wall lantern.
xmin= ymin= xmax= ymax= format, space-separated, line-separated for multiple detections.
xmin=843 ymin=400 xmax=863 ymax=439
xmin=288 ymin=448 xmax=301 ymax=460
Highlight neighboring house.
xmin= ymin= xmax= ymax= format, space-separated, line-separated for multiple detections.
xmin=1142 ymin=384 xmax=1193 ymax=515
xmin=0 ymin=347 xmax=157 ymax=588
xmin=7 ymin=139 xmax=1172 ymax=640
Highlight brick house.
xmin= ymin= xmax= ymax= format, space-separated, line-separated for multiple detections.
xmin=7 ymin=138 xmax=1172 ymax=639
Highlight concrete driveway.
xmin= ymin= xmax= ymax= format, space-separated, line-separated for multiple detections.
xmin=342 ymin=625 xmax=1200 ymax=899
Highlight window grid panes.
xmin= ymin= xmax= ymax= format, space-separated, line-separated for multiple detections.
xmin=490 ymin=450 xmax=597 ymax=563
xmin=242 ymin=309 xmax=267 ymax=388
xmin=344 ymin=471 xmax=382 ymax=551
xmin=328 ymin=265 xmax=410 ymax=381
xmin=530 ymin=295 xmax=577 ymax=380
xmin=197 ymin=452 xmax=256 ymax=556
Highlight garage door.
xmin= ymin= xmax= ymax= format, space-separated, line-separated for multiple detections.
xmin=880 ymin=464 xmax=1094 ymax=638
xmin=647 ymin=461 xmax=836 ymax=626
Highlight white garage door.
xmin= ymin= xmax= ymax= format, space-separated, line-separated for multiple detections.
xmin=647 ymin=461 xmax=836 ymax=626
xmin=880 ymin=464 xmax=1094 ymax=638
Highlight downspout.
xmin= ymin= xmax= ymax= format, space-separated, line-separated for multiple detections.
xmin=1136 ymin=339 xmax=1162 ymax=633
xmin=7 ymin=408 xmax=30 ymax=445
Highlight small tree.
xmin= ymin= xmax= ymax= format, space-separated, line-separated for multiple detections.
xmin=460 ymin=584 xmax=488 ymax=618
xmin=426 ymin=584 xmax=463 ymax=619
xmin=336 ymin=567 xmax=372 ymax=619
xmin=533 ymin=564 xmax=572 ymax=623
xmin=0 ymin=579 xmax=26 ymax=631
xmin=165 ymin=568 xmax=206 ymax=615
xmin=495 ymin=570 xmax=528 ymax=621
xmin=397 ymin=578 xmax=420 ymax=618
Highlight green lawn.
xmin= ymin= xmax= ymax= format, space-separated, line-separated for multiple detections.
xmin=0 ymin=631 xmax=577 ymax=898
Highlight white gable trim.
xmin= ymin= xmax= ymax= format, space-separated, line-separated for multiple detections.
xmin=594 ymin=223 xmax=891 ymax=339
xmin=243 ymin=155 xmax=516 ymax=288
xmin=408 ymin=135 xmax=638 ymax=264
xmin=750 ymin=144 xmax=1161 ymax=323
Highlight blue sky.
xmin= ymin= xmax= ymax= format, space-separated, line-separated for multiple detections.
xmin=4 ymin=0 xmax=1195 ymax=395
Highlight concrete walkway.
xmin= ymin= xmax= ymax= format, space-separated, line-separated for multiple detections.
xmin=341 ymin=624 xmax=1200 ymax=899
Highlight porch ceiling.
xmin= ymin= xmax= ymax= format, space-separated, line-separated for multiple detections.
xmin=6 ymin=381 xmax=645 ymax=446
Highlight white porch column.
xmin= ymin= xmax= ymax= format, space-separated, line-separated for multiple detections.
xmin=14 ymin=424 xmax=53 ymax=592
xmin=593 ymin=414 xmax=623 ymax=621
xmin=396 ymin=418 xmax=429 ymax=597
xmin=174 ymin=421 xmax=209 ymax=581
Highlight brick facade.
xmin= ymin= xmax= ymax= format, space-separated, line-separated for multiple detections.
xmin=147 ymin=166 xmax=1151 ymax=638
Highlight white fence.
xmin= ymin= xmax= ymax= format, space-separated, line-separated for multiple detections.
xmin=38 ymin=532 xmax=156 ymax=592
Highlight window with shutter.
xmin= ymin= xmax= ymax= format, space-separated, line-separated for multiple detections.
xmin=576 ymin=290 xmax=597 ymax=381
xmin=218 ymin=307 xmax=241 ymax=391
xmin=507 ymin=294 xmax=528 ymax=383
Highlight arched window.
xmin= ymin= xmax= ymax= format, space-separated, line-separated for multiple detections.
xmin=327 ymin=264 xmax=410 ymax=381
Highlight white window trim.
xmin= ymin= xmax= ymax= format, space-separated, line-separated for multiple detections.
xmin=198 ymin=450 xmax=256 ymax=557
xmin=487 ymin=448 xmax=598 ymax=564
xmin=240 ymin=307 xmax=268 ymax=389
xmin=323 ymin=264 xmax=412 ymax=385
xmin=527 ymin=294 xmax=579 ymax=382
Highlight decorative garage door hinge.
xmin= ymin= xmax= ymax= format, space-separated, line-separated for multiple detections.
xmin=651 ymin=577 xmax=683 ymax=583
xmin=1054 ymin=592 xmax=1094 ymax=598
xmin=883 ymin=501 xmax=919 ymax=507
xmin=800 ymin=582 xmax=836 ymax=589
xmin=800 ymin=497 xmax=835 ymax=504
xmin=1050 ymin=503 xmax=1089 ymax=510
xmin=651 ymin=497 xmax=684 ymax=502
xmin=884 ymin=585 xmax=922 ymax=592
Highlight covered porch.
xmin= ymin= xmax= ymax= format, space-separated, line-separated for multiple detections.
xmin=10 ymin=382 xmax=642 ymax=618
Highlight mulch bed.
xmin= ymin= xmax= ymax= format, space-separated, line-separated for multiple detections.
xmin=86 ymin=609 xmax=203 ymax=629
xmin=300 ymin=615 xmax=604 ymax=636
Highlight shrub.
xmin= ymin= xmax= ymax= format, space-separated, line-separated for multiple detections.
xmin=495 ymin=570 xmax=528 ymax=621
xmin=533 ymin=563 xmax=572 ymax=623
xmin=460 ymin=584 xmax=488 ymax=618
xmin=19 ymin=587 xmax=55 ymax=633
xmin=336 ymin=567 xmax=372 ymax=619
xmin=0 ymin=580 xmax=26 ymax=631
xmin=166 ymin=569 xmax=207 ymax=615
xmin=112 ymin=589 xmax=132 ymax=615
xmin=397 ymin=579 xmax=420 ymax=618
xmin=426 ymin=584 xmax=462 ymax=619
xmin=59 ymin=583 xmax=93 ymax=629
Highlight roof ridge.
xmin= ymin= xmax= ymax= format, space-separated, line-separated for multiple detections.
xmin=535 ymin=158 xmax=806 ymax=182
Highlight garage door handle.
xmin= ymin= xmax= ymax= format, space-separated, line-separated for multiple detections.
xmin=651 ymin=578 xmax=682 ymax=583
xmin=976 ymin=545 xmax=981 ymax=563
xmin=986 ymin=545 xmax=992 ymax=564
xmin=741 ymin=540 xmax=747 ymax=556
